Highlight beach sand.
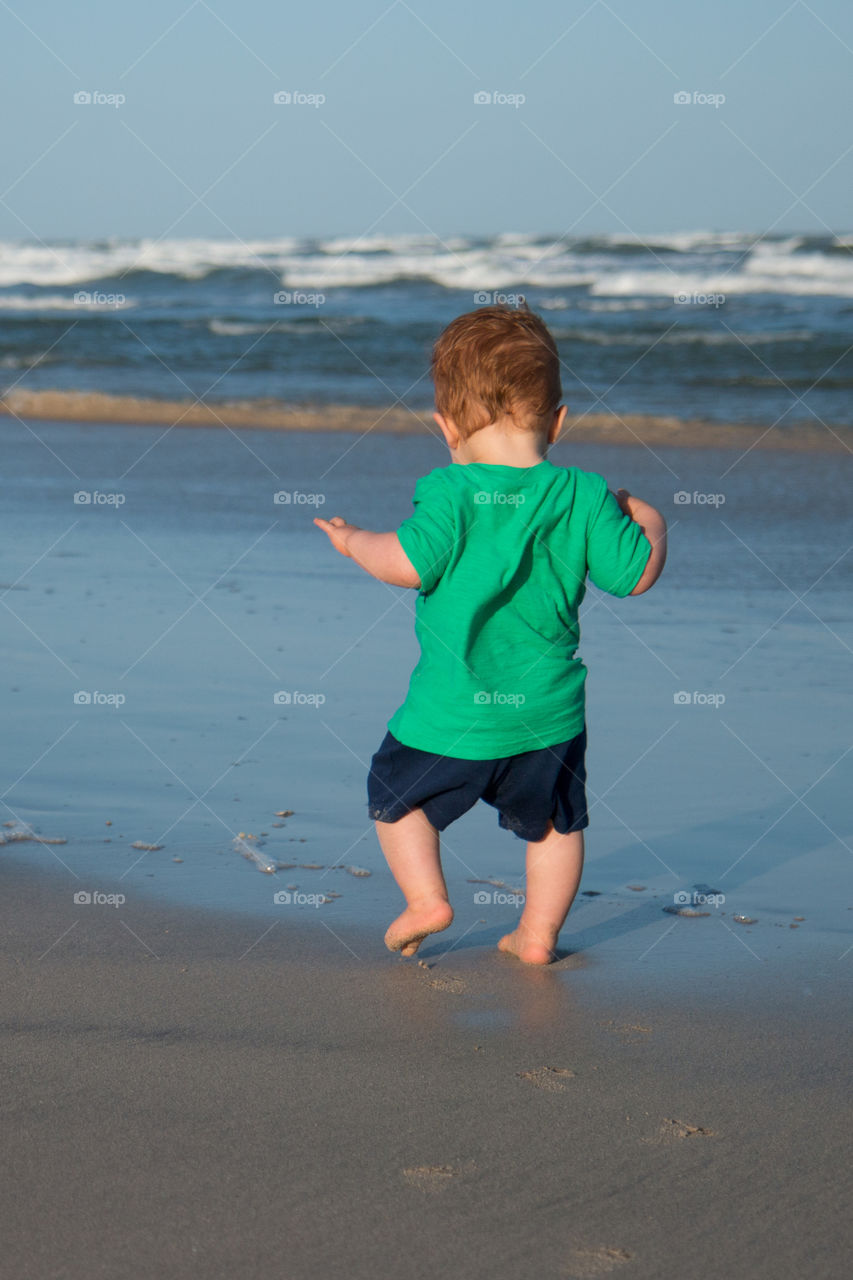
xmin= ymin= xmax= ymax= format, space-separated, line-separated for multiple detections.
xmin=3 ymin=855 xmax=851 ymax=1280
xmin=3 ymin=412 xmax=852 ymax=1277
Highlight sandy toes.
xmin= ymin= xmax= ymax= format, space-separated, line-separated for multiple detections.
xmin=385 ymin=900 xmax=454 ymax=956
xmin=498 ymin=925 xmax=558 ymax=966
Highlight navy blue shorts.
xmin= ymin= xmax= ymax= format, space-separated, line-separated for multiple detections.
xmin=367 ymin=727 xmax=588 ymax=843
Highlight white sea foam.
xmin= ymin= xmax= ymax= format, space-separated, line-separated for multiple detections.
xmin=745 ymin=246 xmax=853 ymax=283
xmin=207 ymin=316 xmax=360 ymax=336
xmin=0 ymin=237 xmax=304 ymax=286
xmin=549 ymin=327 xmax=815 ymax=346
xmin=494 ymin=231 xmax=544 ymax=247
xmin=319 ymin=232 xmax=470 ymax=254
xmin=276 ymin=249 xmax=597 ymax=291
xmin=233 ymin=834 xmax=277 ymax=874
xmin=588 ymin=230 xmax=763 ymax=253
xmin=583 ymin=298 xmax=660 ymax=312
xmin=208 ymin=319 xmax=270 ymax=336
xmin=0 ymin=819 xmax=66 ymax=844
xmin=0 ymin=352 xmax=59 ymax=368
xmin=0 ymin=233 xmax=849 ymax=297
xmin=592 ymin=268 xmax=853 ymax=298
xmin=0 ymin=292 xmax=135 ymax=311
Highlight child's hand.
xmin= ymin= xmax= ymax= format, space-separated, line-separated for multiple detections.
xmin=314 ymin=519 xmax=420 ymax=587
xmin=613 ymin=486 xmax=657 ymax=527
xmin=613 ymin=487 xmax=639 ymax=518
xmin=314 ymin=515 xmax=361 ymax=558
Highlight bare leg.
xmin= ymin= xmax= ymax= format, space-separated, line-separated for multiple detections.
xmin=499 ymin=825 xmax=585 ymax=965
xmin=375 ymin=808 xmax=454 ymax=955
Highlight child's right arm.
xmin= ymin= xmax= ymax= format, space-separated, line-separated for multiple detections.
xmin=313 ymin=515 xmax=421 ymax=588
xmin=613 ymin=489 xmax=667 ymax=595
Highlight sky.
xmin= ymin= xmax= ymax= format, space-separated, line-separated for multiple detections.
xmin=1 ymin=0 xmax=851 ymax=242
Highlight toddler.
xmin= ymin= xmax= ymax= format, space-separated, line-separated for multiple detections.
xmin=315 ymin=306 xmax=666 ymax=964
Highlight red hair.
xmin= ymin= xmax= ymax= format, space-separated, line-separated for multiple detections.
xmin=431 ymin=305 xmax=562 ymax=437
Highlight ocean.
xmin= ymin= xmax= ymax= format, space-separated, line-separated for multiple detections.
xmin=1 ymin=230 xmax=852 ymax=429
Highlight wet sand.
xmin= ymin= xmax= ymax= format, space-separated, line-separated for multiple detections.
xmin=3 ymin=415 xmax=852 ymax=1276
xmin=3 ymin=416 xmax=851 ymax=942
xmin=2 ymin=386 xmax=852 ymax=453
xmin=3 ymin=857 xmax=850 ymax=1280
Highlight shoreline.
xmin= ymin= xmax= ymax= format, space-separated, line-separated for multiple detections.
xmin=2 ymin=386 xmax=852 ymax=452
xmin=5 ymin=814 xmax=850 ymax=1009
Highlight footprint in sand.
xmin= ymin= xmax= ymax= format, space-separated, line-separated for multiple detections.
xmin=642 ymin=1117 xmax=716 ymax=1144
xmin=516 ymin=1066 xmax=576 ymax=1092
xmin=602 ymin=1021 xmax=652 ymax=1044
xmin=402 ymin=1158 xmax=476 ymax=1192
xmin=662 ymin=1118 xmax=716 ymax=1139
xmin=427 ymin=974 xmax=467 ymax=993
xmin=564 ymin=1245 xmax=634 ymax=1277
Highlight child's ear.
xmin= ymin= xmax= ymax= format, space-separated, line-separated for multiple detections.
xmin=433 ymin=411 xmax=461 ymax=451
xmin=549 ymin=405 xmax=568 ymax=445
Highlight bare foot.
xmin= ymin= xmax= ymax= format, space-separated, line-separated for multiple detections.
xmin=498 ymin=921 xmax=558 ymax=966
xmin=385 ymin=898 xmax=454 ymax=956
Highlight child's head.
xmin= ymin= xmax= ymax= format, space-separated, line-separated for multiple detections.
xmin=431 ymin=305 xmax=562 ymax=440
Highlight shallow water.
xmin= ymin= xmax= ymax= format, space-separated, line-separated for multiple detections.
xmin=2 ymin=416 xmax=852 ymax=984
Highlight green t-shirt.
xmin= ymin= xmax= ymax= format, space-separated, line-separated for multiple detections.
xmin=387 ymin=459 xmax=652 ymax=759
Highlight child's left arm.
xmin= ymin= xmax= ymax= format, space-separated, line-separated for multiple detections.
xmin=612 ymin=489 xmax=667 ymax=595
xmin=313 ymin=516 xmax=421 ymax=588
